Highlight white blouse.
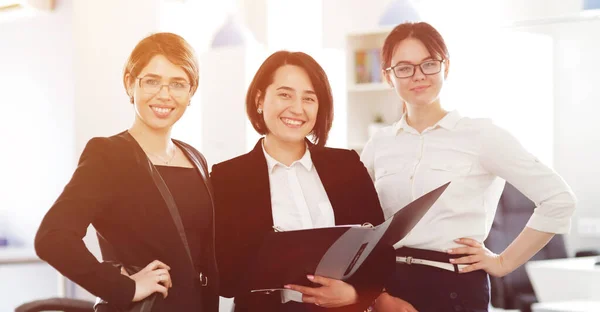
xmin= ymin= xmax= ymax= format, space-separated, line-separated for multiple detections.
xmin=360 ymin=110 xmax=576 ymax=252
xmin=262 ymin=143 xmax=335 ymax=231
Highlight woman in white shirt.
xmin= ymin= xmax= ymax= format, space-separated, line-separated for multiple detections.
xmin=361 ymin=22 xmax=577 ymax=312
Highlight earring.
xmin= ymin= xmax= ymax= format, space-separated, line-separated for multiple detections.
xmin=257 ymin=108 xmax=263 ymax=114
xmin=129 ymin=96 xmax=134 ymax=104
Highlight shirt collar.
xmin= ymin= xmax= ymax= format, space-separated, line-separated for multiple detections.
xmin=262 ymin=141 xmax=313 ymax=173
xmin=437 ymin=110 xmax=462 ymax=130
xmin=393 ymin=113 xmax=411 ymax=134
xmin=394 ymin=110 xmax=462 ymax=135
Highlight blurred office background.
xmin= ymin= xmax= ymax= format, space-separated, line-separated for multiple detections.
xmin=1 ymin=0 xmax=599 ymax=311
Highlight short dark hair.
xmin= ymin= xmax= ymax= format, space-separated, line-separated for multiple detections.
xmin=246 ymin=51 xmax=334 ymax=147
xmin=381 ymin=22 xmax=449 ymax=70
xmin=123 ymin=32 xmax=199 ymax=99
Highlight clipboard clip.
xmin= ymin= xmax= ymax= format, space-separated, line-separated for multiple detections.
xmin=362 ymin=222 xmax=374 ymax=228
xmin=273 ymin=225 xmax=286 ymax=232
xmin=251 ymin=288 xmax=285 ymax=294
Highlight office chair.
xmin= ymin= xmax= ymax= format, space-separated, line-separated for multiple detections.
xmin=15 ymin=297 xmax=94 ymax=312
xmin=485 ymin=183 xmax=598 ymax=312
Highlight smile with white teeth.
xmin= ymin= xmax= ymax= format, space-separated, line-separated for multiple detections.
xmin=281 ymin=117 xmax=305 ymax=126
xmin=151 ymin=106 xmax=173 ymax=114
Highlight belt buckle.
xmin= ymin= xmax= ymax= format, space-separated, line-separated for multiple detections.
xmin=199 ymin=272 xmax=208 ymax=287
xmin=406 ymin=256 xmax=413 ymax=265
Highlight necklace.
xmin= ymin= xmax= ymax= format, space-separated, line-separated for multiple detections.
xmin=147 ymin=145 xmax=177 ymax=165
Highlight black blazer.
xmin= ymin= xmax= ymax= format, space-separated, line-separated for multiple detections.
xmin=211 ymin=139 xmax=394 ymax=312
xmin=35 ymin=131 xmax=219 ymax=311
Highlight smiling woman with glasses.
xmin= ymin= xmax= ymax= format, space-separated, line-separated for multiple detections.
xmin=35 ymin=33 xmax=219 ymax=312
xmin=360 ymin=22 xmax=576 ymax=312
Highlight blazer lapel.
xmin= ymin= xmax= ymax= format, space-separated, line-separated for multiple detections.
xmin=246 ymin=139 xmax=276 ymax=230
xmin=309 ymin=144 xmax=350 ymax=225
xmin=117 ymin=130 xmax=155 ymax=173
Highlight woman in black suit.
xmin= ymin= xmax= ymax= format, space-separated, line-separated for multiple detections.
xmin=211 ymin=51 xmax=394 ymax=312
xmin=34 ymin=33 xmax=218 ymax=311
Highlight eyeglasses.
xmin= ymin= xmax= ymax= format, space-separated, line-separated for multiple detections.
xmin=136 ymin=76 xmax=192 ymax=97
xmin=385 ymin=59 xmax=444 ymax=79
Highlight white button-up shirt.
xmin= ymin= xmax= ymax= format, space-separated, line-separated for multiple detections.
xmin=262 ymin=144 xmax=335 ymax=231
xmin=360 ymin=111 xmax=576 ymax=252
xmin=262 ymin=143 xmax=335 ymax=303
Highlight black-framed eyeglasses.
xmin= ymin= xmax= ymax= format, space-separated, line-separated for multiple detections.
xmin=385 ymin=59 xmax=445 ymax=79
xmin=136 ymin=76 xmax=192 ymax=97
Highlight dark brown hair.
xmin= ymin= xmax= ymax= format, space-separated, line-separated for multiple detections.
xmin=381 ymin=22 xmax=449 ymax=70
xmin=246 ymin=51 xmax=334 ymax=147
xmin=123 ymin=32 xmax=199 ymax=101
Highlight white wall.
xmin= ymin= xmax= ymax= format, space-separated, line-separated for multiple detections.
xmin=0 ymin=0 xmax=75 ymax=249
xmin=551 ymin=20 xmax=600 ymax=253
xmin=0 ymin=1 xmax=75 ymax=309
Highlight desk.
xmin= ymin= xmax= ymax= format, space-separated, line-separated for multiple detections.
xmin=0 ymin=247 xmax=67 ymax=297
xmin=532 ymin=300 xmax=600 ymax=312
xmin=0 ymin=246 xmax=41 ymax=265
xmin=526 ymin=257 xmax=600 ymax=303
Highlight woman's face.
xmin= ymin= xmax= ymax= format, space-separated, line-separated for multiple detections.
xmin=385 ymin=37 xmax=449 ymax=109
xmin=257 ymin=65 xmax=319 ymax=145
xmin=127 ymin=54 xmax=192 ymax=132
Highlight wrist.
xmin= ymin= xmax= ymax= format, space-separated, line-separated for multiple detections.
xmin=367 ymin=292 xmax=385 ymax=312
xmin=373 ymin=290 xmax=390 ymax=306
xmin=498 ymin=252 xmax=514 ymax=275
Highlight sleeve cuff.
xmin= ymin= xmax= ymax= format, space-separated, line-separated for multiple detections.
xmin=97 ymin=263 xmax=136 ymax=308
xmin=526 ymin=212 xmax=572 ymax=234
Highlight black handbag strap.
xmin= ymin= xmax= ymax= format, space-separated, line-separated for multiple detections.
xmin=146 ymin=158 xmax=196 ymax=279
xmin=173 ymin=140 xmax=216 ymax=290
xmin=118 ymin=131 xmax=211 ymax=287
xmin=174 ymin=140 xmax=213 ymax=198
xmin=148 ymin=140 xmax=213 ymax=287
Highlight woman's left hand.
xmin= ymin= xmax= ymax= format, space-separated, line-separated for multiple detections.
xmin=448 ymin=238 xmax=511 ymax=277
xmin=285 ymin=275 xmax=358 ymax=308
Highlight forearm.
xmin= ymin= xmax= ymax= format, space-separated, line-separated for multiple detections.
xmin=500 ymin=227 xmax=554 ymax=273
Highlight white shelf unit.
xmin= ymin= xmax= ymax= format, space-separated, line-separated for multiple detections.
xmin=348 ymin=82 xmax=390 ymax=92
xmin=346 ymin=28 xmax=401 ymax=153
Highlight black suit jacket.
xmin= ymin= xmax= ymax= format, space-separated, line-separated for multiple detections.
xmin=211 ymin=139 xmax=394 ymax=312
xmin=35 ymin=131 xmax=219 ymax=311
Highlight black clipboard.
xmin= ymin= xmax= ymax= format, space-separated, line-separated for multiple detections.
xmin=242 ymin=182 xmax=450 ymax=293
